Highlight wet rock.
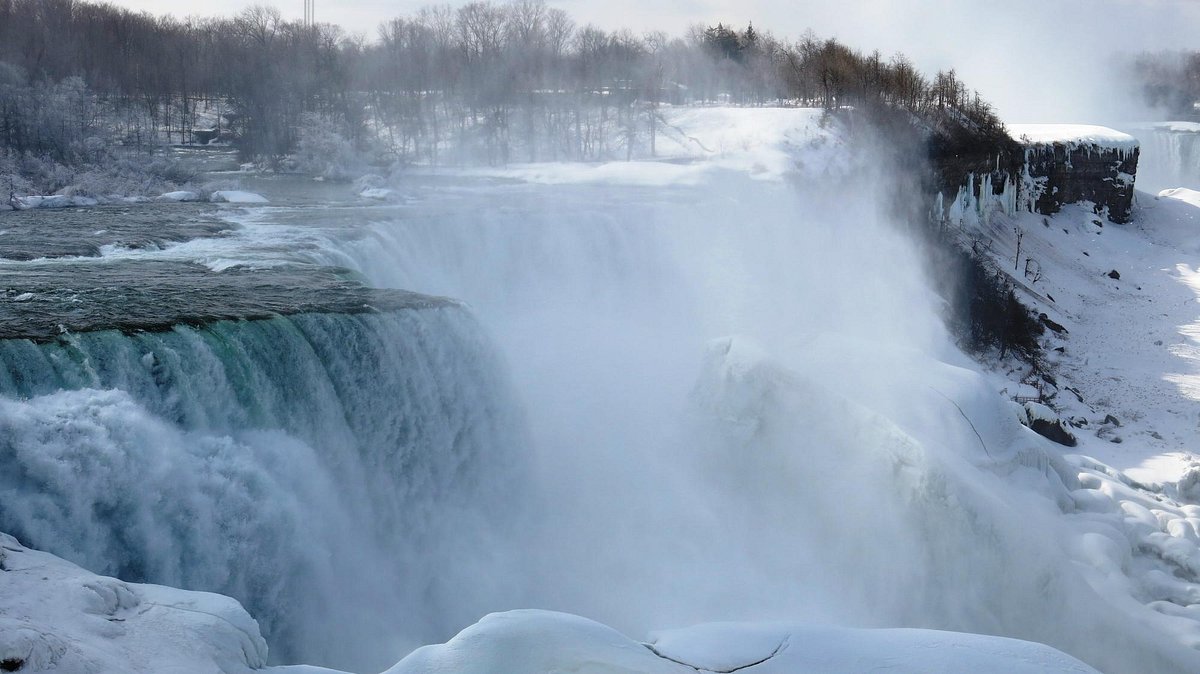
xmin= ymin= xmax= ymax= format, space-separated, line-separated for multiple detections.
xmin=1107 ymin=270 xmax=1121 ymax=280
xmin=1039 ymin=313 xmax=1068 ymax=334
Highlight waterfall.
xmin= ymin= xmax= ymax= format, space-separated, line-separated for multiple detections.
xmin=0 ymin=308 xmax=528 ymax=671
xmin=1123 ymin=124 xmax=1200 ymax=193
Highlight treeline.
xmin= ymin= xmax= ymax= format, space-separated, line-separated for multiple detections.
xmin=1127 ymin=50 xmax=1200 ymax=119
xmin=0 ymin=0 xmax=1005 ymax=165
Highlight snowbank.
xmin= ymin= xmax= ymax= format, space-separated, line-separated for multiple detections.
xmin=210 ymin=190 xmax=269 ymax=204
xmin=1009 ymin=124 xmax=1139 ymax=152
xmin=386 ymin=610 xmax=1100 ymax=674
xmin=1160 ymin=187 xmax=1200 ymax=209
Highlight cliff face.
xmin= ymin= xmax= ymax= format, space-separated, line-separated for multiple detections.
xmin=931 ymin=126 xmax=1142 ymax=227
xmin=1023 ymin=142 xmax=1140 ymax=224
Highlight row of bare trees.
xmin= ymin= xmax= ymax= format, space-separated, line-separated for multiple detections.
xmin=1128 ymin=50 xmax=1200 ymax=119
xmin=0 ymin=0 xmax=1006 ymax=166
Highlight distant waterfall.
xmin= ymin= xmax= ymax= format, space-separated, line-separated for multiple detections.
xmin=0 ymin=308 xmax=528 ymax=671
xmin=1125 ymin=125 xmax=1200 ymax=193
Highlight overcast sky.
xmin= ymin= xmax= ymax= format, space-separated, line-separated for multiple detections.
xmin=106 ymin=0 xmax=1199 ymax=122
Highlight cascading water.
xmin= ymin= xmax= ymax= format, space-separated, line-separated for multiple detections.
xmin=1123 ymin=124 xmax=1200 ymax=193
xmin=0 ymin=308 xmax=529 ymax=671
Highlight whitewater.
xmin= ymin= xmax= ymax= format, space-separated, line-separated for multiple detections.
xmin=2 ymin=108 xmax=1200 ymax=673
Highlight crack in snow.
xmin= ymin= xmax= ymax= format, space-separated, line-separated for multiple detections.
xmin=643 ymin=637 xmax=787 ymax=673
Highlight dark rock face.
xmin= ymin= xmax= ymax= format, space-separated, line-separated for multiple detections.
xmin=1022 ymin=142 xmax=1139 ymax=224
xmin=1029 ymin=417 xmax=1079 ymax=447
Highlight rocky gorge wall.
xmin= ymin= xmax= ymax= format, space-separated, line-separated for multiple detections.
xmin=931 ymin=126 xmax=1141 ymax=227
xmin=1022 ymin=141 xmax=1139 ymax=224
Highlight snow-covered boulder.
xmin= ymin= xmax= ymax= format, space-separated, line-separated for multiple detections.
xmin=0 ymin=532 xmax=269 ymax=674
xmin=158 ymin=190 xmax=201 ymax=202
xmin=385 ymin=610 xmax=1101 ymax=674
xmin=1024 ymin=401 xmax=1078 ymax=447
xmin=210 ymin=190 xmax=269 ymax=204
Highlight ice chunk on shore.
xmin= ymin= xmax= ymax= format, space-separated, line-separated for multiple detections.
xmin=158 ymin=190 xmax=201 ymax=202
xmin=211 ymin=190 xmax=269 ymax=204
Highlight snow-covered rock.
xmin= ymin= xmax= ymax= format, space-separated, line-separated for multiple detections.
xmin=210 ymin=190 xmax=269 ymax=204
xmin=1024 ymin=401 xmax=1078 ymax=446
xmin=385 ymin=610 xmax=1101 ymax=674
xmin=0 ymin=532 xmax=269 ymax=674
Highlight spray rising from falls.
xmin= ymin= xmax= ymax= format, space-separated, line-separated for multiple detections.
xmin=264 ymin=164 xmax=1198 ymax=672
xmin=0 ymin=308 xmax=528 ymax=671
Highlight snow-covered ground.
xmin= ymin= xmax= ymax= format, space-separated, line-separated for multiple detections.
xmin=445 ymin=106 xmax=848 ymax=186
xmin=0 ymin=540 xmax=1100 ymax=674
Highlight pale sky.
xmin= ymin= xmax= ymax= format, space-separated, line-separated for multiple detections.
xmin=106 ymin=0 xmax=1200 ymax=122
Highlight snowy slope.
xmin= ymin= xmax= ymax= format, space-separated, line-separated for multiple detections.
xmin=971 ymin=191 xmax=1200 ymax=485
xmin=948 ymin=178 xmax=1200 ymax=659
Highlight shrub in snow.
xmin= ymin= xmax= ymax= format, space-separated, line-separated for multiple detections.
xmin=292 ymin=113 xmax=364 ymax=182
xmin=354 ymin=174 xmax=385 ymax=191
